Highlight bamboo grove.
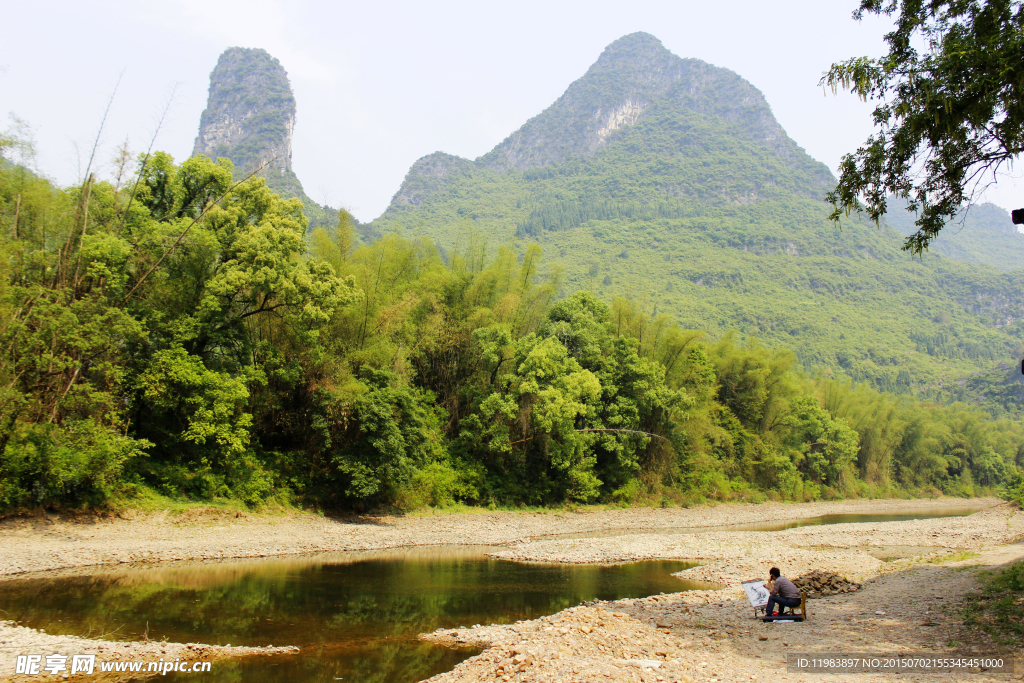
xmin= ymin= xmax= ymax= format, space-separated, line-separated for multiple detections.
xmin=0 ymin=142 xmax=1021 ymax=512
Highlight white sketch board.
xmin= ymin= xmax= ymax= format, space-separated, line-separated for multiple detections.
xmin=742 ymin=580 xmax=770 ymax=608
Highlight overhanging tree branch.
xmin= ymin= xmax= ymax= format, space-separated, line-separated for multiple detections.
xmin=824 ymin=0 xmax=1024 ymax=255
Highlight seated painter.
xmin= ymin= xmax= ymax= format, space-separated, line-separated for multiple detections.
xmin=763 ymin=567 xmax=801 ymax=616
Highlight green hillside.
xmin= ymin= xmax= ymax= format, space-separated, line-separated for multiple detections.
xmin=371 ymin=33 xmax=1024 ymax=415
xmin=884 ymin=198 xmax=1024 ymax=272
xmin=3 ymin=114 xmax=1021 ymax=514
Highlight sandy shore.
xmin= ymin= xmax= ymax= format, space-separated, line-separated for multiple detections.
xmin=0 ymin=497 xmax=1019 ymax=682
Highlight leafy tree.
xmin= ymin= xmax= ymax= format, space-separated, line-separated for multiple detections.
xmin=328 ymin=367 xmax=449 ymax=502
xmin=710 ymin=335 xmax=798 ymax=434
xmin=785 ymin=396 xmax=860 ymax=490
xmin=824 ymin=0 xmax=1024 ymax=254
xmin=458 ymin=333 xmax=603 ymax=503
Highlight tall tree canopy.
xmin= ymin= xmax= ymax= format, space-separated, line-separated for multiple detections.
xmin=824 ymin=0 xmax=1024 ymax=254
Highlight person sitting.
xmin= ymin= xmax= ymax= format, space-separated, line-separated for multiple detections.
xmin=763 ymin=567 xmax=801 ymax=616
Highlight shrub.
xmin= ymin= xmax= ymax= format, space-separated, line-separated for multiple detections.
xmin=394 ymin=461 xmax=478 ymax=509
xmin=611 ymin=478 xmax=646 ymax=505
xmin=0 ymin=420 xmax=149 ymax=511
xmin=1001 ymin=469 xmax=1024 ymax=508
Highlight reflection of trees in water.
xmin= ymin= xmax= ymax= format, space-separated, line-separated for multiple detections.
xmin=0 ymin=558 xmax=695 ymax=666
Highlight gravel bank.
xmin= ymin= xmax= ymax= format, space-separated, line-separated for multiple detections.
xmin=0 ymin=497 xmax=996 ymax=579
xmin=422 ymin=504 xmax=1024 ymax=683
xmin=0 ymin=621 xmax=296 ymax=682
xmin=490 ymin=504 xmax=1023 ymax=587
xmin=422 ymin=557 xmax=1024 ymax=683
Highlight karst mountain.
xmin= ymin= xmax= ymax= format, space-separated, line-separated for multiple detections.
xmin=192 ymin=47 xmax=337 ymax=228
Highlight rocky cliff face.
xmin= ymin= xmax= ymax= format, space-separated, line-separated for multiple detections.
xmin=193 ymin=47 xmax=297 ymax=187
xmin=192 ymin=47 xmax=348 ymax=230
xmin=477 ymin=32 xmax=798 ymax=173
xmin=388 ymin=32 xmax=831 ymax=210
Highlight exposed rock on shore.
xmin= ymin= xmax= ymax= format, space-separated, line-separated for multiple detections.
xmin=793 ymin=569 xmax=861 ymax=598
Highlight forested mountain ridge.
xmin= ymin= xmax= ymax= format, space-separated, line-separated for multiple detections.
xmin=371 ymin=33 xmax=1024 ymax=415
xmin=477 ymin=32 xmax=825 ymax=184
xmin=386 ymin=33 xmax=832 ymax=212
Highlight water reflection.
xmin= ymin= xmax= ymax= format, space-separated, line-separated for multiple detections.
xmin=0 ymin=549 xmax=703 ymax=683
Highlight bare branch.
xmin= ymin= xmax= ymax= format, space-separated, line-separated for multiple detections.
xmin=82 ymin=71 xmax=123 ymax=183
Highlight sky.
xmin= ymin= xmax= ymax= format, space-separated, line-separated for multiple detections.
xmin=3 ymin=0 xmax=1024 ymax=226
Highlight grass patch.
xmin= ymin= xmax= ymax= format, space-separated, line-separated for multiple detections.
xmin=962 ymin=560 xmax=1024 ymax=645
xmin=399 ymin=501 xmax=639 ymax=517
xmin=105 ymin=485 xmax=299 ymax=518
xmin=926 ymin=550 xmax=982 ymax=565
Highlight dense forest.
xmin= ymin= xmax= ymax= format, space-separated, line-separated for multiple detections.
xmin=0 ymin=140 xmax=1021 ymax=513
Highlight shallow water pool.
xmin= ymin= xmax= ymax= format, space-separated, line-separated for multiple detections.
xmin=0 ymin=547 xmax=703 ymax=682
xmin=0 ymin=505 xmax=991 ymax=682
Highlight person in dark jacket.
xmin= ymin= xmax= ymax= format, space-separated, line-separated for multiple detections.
xmin=764 ymin=567 xmax=801 ymax=616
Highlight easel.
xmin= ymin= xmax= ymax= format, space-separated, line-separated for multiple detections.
xmin=743 ymin=579 xmax=808 ymax=621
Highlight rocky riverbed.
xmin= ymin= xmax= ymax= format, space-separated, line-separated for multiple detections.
xmin=0 ymin=498 xmax=1019 ymax=682
xmin=421 ymin=503 xmax=1024 ymax=683
xmin=0 ymin=497 xmax=997 ymax=579
xmin=422 ymin=557 xmax=1022 ymax=683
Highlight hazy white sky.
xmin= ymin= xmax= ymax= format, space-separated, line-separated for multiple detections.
xmin=3 ymin=0 xmax=1024 ymax=224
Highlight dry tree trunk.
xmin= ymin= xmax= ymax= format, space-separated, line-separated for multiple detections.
xmin=71 ymin=174 xmax=95 ymax=295
xmin=12 ymin=193 xmax=20 ymax=240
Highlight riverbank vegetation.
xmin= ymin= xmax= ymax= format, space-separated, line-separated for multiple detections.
xmin=0 ymin=143 xmax=1021 ymax=514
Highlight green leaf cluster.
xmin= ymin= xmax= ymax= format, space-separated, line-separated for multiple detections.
xmin=824 ymin=0 xmax=1024 ymax=254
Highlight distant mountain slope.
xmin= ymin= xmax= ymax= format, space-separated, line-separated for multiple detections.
xmin=371 ymin=32 xmax=1024 ymax=414
xmin=884 ymin=199 xmax=1024 ymax=271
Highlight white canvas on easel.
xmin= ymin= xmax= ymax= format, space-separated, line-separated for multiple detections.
xmin=742 ymin=579 xmax=770 ymax=616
